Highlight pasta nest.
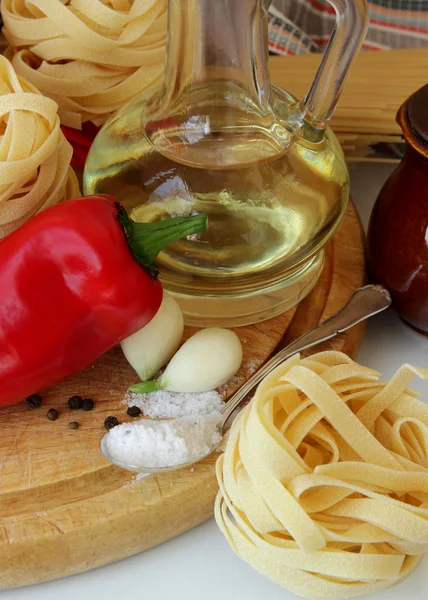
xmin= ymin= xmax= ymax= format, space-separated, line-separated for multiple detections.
xmin=216 ymin=351 xmax=428 ymax=600
xmin=0 ymin=55 xmax=79 ymax=239
xmin=1 ymin=0 xmax=167 ymax=129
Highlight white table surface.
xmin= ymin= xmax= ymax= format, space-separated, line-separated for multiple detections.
xmin=4 ymin=163 xmax=428 ymax=600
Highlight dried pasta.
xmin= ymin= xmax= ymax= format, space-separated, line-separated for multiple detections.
xmin=215 ymin=351 xmax=428 ymax=600
xmin=2 ymin=0 xmax=167 ymax=128
xmin=269 ymin=48 xmax=428 ymax=163
xmin=0 ymin=54 xmax=79 ymax=239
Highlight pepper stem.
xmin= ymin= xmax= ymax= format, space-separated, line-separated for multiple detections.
xmin=129 ymin=379 xmax=161 ymax=393
xmin=115 ymin=203 xmax=207 ymax=277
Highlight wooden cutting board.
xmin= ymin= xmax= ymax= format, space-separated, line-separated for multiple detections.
xmin=0 ymin=200 xmax=365 ymax=589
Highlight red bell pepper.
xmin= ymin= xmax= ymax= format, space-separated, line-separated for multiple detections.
xmin=0 ymin=195 xmax=207 ymax=408
xmin=60 ymin=122 xmax=100 ymax=168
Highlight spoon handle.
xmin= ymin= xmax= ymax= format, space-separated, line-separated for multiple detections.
xmin=220 ymin=285 xmax=391 ymax=429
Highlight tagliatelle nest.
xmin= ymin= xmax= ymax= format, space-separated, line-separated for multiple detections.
xmin=0 ymin=55 xmax=80 ymax=239
xmin=216 ymin=351 xmax=428 ymax=600
xmin=1 ymin=0 xmax=167 ymax=129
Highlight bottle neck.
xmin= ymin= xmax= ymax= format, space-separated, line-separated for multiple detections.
xmin=144 ymin=0 xmax=288 ymax=168
xmin=154 ymin=0 xmax=272 ymax=120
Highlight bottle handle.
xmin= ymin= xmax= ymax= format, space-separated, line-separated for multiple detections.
xmin=302 ymin=0 xmax=369 ymax=133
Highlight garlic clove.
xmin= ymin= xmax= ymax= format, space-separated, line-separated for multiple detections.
xmin=121 ymin=293 xmax=184 ymax=381
xmin=159 ymin=327 xmax=243 ymax=393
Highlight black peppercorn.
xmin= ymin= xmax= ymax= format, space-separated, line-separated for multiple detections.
xmin=68 ymin=421 xmax=79 ymax=430
xmin=68 ymin=395 xmax=83 ymax=410
xmin=47 ymin=408 xmax=58 ymax=421
xmin=26 ymin=393 xmax=43 ymax=409
xmin=127 ymin=406 xmax=142 ymax=418
xmin=82 ymin=398 xmax=94 ymax=411
xmin=104 ymin=416 xmax=119 ymax=430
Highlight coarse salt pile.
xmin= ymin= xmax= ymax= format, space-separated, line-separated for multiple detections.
xmin=105 ymin=411 xmax=222 ymax=469
xmin=125 ymin=389 xmax=224 ymax=419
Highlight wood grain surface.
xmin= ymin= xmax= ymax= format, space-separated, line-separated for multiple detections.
xmin=0 ymin=200 xmax=366 ymax=589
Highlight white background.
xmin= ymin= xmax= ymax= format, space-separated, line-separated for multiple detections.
xmin=4 ymin=163 xmax=428 ymax=600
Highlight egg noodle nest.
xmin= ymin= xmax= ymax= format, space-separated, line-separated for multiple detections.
xmin=2 ymin=0 xmax=167 ymax=128
xmin=216 ymin=351 xmax=428 ymax=600
xmin=0 ymin=54 xmax=79 ymax=238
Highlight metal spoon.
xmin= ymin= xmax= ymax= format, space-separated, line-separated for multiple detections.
xmin=100 ymin=284 xmax=391 ymax=474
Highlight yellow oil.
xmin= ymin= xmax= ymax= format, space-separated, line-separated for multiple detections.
xmin=84 ymin=98 xmax=349 ymax=325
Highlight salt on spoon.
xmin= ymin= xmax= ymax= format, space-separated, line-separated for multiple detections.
xmin=101 ymin=411 xmax=223 ymax=472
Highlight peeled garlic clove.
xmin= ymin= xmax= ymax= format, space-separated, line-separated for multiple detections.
xmin=121 ymin=293 xmax=184 ymax=381
xmin=159 ymin=328 xmax=243 ymax=392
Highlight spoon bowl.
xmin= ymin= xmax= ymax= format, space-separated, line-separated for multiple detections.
xmin=100 ymin=285 xmax=391 ymax=474
xmin=100 ymin=418 xmax=223 ymax=473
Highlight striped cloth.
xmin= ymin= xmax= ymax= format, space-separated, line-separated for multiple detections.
xmin=269 ymin=0 xmax=428 ymax=55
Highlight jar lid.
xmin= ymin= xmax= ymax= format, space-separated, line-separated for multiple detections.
xmin=407 ymin=84 xmax=428 ymax=144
